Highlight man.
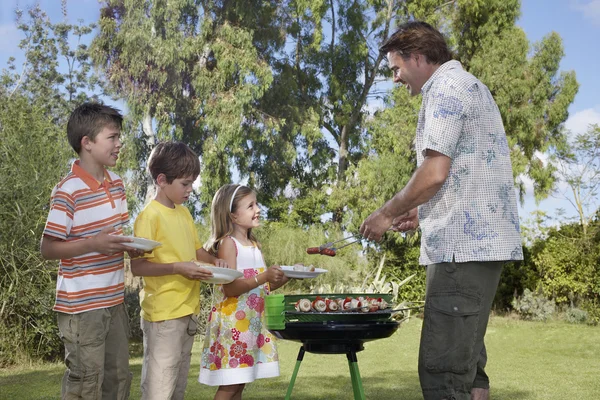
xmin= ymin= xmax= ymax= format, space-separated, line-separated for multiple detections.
xmin=360 ymin=21 xmax=523 ymax=400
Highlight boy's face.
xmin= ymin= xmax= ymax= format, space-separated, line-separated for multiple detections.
xmin=162 ymin=175 xmax=196 ymax=206
xmin=84 ymin=125 xmax=122 ymax=167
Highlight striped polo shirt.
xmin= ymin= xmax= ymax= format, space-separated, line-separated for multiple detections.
xmin=43 ymin=160 xmax=129 ymax=314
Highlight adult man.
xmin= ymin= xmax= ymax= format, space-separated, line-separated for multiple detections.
xmin=360 ymin=22 xmax=523 ymax=400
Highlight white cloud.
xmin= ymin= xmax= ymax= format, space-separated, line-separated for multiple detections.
xmin=564 ymin=106 xmax=600 ymax=136
xmin=572 ymin=0 xmax=600 ymax=26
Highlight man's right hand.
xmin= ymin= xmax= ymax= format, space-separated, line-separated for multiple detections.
xmin=91 ymin=226 xmax=135 ymax=255
xmin=391 ymin=208 xmax=419 ymax=232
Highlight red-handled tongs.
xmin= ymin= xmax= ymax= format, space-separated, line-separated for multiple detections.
xmin=306 ymin=234 xmax=362 ymax=257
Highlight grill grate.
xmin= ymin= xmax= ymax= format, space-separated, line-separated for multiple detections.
xmin=281 ymin=293 xmax=394 ymax=323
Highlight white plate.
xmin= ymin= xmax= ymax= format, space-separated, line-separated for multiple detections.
xmin=280 ymin=266 xmax=328 ymax=279
xmin=121 ymin=236 xmax=162 ymax=251
xmin=198 ymin=265 xmax=244 ymax=284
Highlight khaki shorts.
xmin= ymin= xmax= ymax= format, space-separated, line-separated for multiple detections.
xmin=418 ymin=260 xmax=503 ymax=400
xmin=140 ymin=315 xmax=198 ymax=400
xmin=57 ymin=303 xmax=132 ymax=400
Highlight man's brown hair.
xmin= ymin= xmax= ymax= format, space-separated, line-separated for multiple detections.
xmin=147 ymin=141 xmax=201 ymax=184
xmin=379 ymin=21 xmax=452 ymax=65
xmin=67 ymin=102 xmax=123 ymax=154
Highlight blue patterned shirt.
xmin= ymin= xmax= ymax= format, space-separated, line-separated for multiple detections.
xmin=416 ymin=60 xmax=523 ymax=265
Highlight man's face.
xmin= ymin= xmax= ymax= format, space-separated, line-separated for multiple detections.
xmin=387 ymin=51 xmax=426 ymax=96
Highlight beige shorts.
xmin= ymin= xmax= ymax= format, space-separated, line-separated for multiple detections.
xmin=140 ymin=315 xmax=198 ymax=400
xmin=57 ymin=303 xmax=132 ymax=400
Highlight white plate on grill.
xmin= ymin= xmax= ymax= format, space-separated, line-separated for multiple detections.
xmin=281 ymin=266 xmax=328 ymax=279
xmin=121 ymin=236 xmax=162 ymax=251
xmin=195 ymin=265 xmax=244 ymax=284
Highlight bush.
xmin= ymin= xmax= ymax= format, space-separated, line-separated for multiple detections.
xmin=0 ymin=96 xmax=72 ymax=366
xmin=512 ymin=288 xmax=555 ymax=322
xmin=581 ymin=298 xmax=600 ymax=326
xmin=565 ymin=307 xmax=588 ymax=324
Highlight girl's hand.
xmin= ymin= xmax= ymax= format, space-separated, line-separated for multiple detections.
xmin=214 ymin=258 xmax=229 ymax=269
xmin=175 ymin=261 xmax=214 ymax=280
xmin=265 ymin=265 xmax=285 ymax=284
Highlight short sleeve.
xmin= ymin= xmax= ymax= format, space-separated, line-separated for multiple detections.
xmin=421 ymin=84 xmax=472 ymax=159
xmin=133 ymin=211 xmax=157 ymax=259
xmin=42 ymin=186 xmax=75 ymax=241
xmin=120 ymin=186 xmax=130 ymax=225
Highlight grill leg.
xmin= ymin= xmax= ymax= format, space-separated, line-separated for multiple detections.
xmin=285 ymin=346 xmax=305 ymax=400
xmin=347 ymin=350 xmax=365 ymax=400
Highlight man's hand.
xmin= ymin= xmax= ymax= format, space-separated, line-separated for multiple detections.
xmin=175 ymin=262 xmax=214 ymax=280
xmin=213 ymin=258 xmax=229 ymax=269
xmin=92 ymin=226 xmax=135 ymax=255
xmin=359 ymin=208 xmax=394 ymax=242
xmin=391 ymin=208 xmax=419 ymax=232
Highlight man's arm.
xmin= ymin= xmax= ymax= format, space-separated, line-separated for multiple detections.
xmin=382 ymin=149 xmax=451 ymax=218
xmin=360 ymin=149 xmax=451 ymax=241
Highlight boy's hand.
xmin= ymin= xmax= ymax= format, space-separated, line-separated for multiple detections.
xmin=265 ymin=265 xmax=285 ymax=284
xmin=214 ymin=258 xmax=228 ymax=268
xmin=92 ymin=226 xmax=135 ymax=255
xmin=126 ymin=249 xmax=147 ymax=258
xmin=175 ymin=261 xmax=214 ymax=280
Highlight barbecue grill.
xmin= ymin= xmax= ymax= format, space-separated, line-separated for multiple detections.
xmin=266 ymin=293 xmax=404 ymax=400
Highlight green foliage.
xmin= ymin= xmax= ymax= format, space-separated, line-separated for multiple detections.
xmin=581 ymin=298 xmax=600 ymax=326
xmin=531 ymin=224 xmax=598 ymax=304
xmin=256 ymin=222 xmax=369 ymax=293
xmin=0 ymin=95 xmax=72 ymax=366
xmin=565 ymin=307 xmax=588 ymax=325
xmin=0 ymin=5 xmax=104 ymax=366
xmin=92 ymin=0 xmax=276 ymax=210
xmin=512 ymin=288 xmax=555 ymax=322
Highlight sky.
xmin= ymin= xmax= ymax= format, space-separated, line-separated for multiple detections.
xmin=1 ymin=0 xmax=599 ymax=226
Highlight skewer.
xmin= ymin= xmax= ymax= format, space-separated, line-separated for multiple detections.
xmin=318 ymin=233 xmax=361 ymax=250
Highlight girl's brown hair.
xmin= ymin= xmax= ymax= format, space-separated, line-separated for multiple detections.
xmin=204 ymin=184 xmax=260 ymax=256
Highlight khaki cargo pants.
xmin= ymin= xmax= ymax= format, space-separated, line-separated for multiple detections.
xmin=57 ymin=303 xmax=132 ymax=400
xmin=418 ymin=260 xmax=504 ymax=400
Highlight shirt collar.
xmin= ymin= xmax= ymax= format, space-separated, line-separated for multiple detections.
xmin=71 ymin=160 xmax=113 ymax=190
xmin=421 ymin=60 xmax=463 ymax=95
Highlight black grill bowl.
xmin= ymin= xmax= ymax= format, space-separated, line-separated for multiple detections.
xmin=271 ymin=321 xmax=400 ymax=354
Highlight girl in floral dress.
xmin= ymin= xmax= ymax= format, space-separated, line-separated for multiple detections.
xmin=199 ymin=184 xmax=289 ymax=399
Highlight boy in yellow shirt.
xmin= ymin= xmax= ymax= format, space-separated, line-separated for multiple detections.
xmin=131 ymin=142 xmax=227 ymax=400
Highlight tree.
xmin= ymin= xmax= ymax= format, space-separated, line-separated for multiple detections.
xmin=552 ymin=124 xmax=600 ymax=236
xmin=0 ymin=4 xmax=104 ymax=365
xmin=92 ymin=0 xmax=276 ymax=209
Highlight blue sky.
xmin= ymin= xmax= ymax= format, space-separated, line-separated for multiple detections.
xmin=1 ymin=0 xmax=599 ymax=225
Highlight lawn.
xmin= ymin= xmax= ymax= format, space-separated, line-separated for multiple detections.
xmin=1 ymin=317 xmax=599 ymax=399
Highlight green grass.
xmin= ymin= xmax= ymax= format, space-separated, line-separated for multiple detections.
xmin=1 ymin=317 xmax=599 ymax=399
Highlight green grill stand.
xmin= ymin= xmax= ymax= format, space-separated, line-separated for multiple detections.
xmin=284 ymin=345 xmax=366 ymax=400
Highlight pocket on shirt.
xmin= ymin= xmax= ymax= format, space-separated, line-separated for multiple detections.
xmin=422 ymin=291 xmax=481 ymax=374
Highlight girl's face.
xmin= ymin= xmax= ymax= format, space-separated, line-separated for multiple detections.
xmin=231 ymin=192 xmax=261 ymax=229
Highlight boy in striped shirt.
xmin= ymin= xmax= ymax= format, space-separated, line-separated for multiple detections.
xmin=41 ymin=103 xmax=140 ymax=400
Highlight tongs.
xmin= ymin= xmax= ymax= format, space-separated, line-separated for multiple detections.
xmin=306 ymin=234 xmax=362 ymax=257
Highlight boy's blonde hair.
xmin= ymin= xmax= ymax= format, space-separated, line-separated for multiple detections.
xmin=205 ymin=184 xmax=259 ymax=256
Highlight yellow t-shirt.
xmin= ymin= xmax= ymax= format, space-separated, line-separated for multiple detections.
xmin=134 ymin=200 xmax=203 ymax=322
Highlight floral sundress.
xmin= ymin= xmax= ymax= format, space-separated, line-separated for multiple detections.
xmin=198 ymin=236 xmax=280 ymax=386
